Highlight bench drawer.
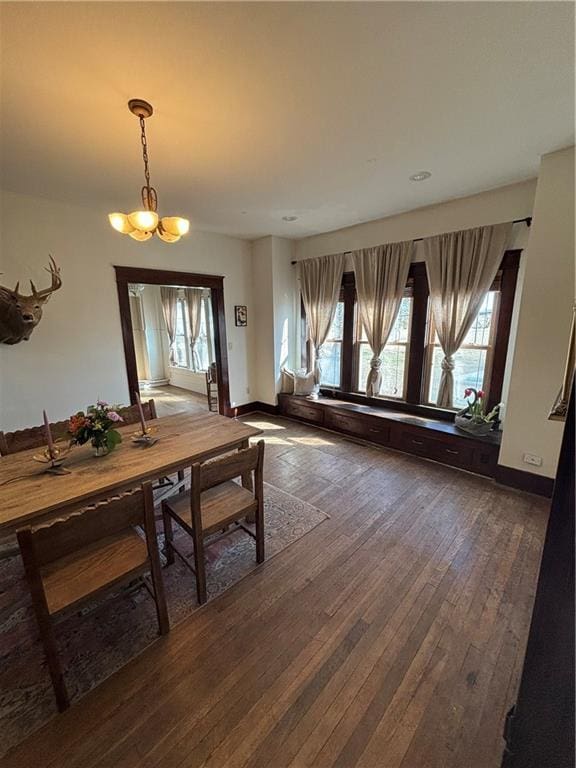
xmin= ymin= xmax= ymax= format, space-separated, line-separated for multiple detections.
xmin=283 ymin=398 xmax=324 ymax=424
xmin=395 ymin=429 xmax=474 ymax=469
xmin=325 ymin=410 xmax=390 ymax=445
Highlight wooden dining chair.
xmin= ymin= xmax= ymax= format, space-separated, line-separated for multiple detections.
xmin=205 ymin=363 xmax=218 ymax=412
xmin=117 ymin=398 xmax=157 ymax=425
xmin=0 ymin=419 xmax=71 ymax=456
xmin=161 ymin=440 xmax=265 ymax=605
xmin=117 ymin=398 xmax=183 ymax=492
xmin=17 ymin=483 xmax=169 ymax=712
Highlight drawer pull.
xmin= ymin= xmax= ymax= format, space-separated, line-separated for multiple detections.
xmin=369 ymin=428 xmax=381 ymax=434
xmin=411 ymin=439 xmax=424 ymax=446
xmin=446 ymin=449 xmax=459 ymax=455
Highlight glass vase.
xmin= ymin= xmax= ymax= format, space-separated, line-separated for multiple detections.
xmin=91 ymin=438 xmax=109 ymax=457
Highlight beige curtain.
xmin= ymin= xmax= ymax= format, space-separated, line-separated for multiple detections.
xmin=185 ymin=287 xmax=204 ymax=371
xmin=160 ymin=287 xmax=179 ymax=366
xmin=297 ymin=253 xmax=345 ymax=385
xmin=352 ymin=241 xmax=413 ymax=397
xmin=424 ymin=222 xmax=512 ymax=407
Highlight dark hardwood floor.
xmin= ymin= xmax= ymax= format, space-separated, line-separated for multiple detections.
xmin=3 ymin=414 xmax=549 ymax=768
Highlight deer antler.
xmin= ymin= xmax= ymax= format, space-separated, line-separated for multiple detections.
xmin=30 ymin=256 xmax=62 ymax=300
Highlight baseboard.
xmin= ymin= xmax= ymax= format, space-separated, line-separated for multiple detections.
xmin=233 ymin=401 xmax=279 ymax=416
xmin=495 ymin=465 xmax=555 ymax=498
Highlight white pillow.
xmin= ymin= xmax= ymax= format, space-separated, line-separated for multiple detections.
xmin=293 ymin=369 xmax=316 ymax=396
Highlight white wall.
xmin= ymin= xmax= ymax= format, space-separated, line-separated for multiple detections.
xmin=250 ymin=236 xmax=297 ymax=405
xmin=251 ymin=237 xmax=276 ymax=404
xmin=271 ymin=236 xmax=297 ymax=392
xmin=140 ymin=284 xmax=169 ymax=385
xmin=295 ymin=180 xmax=536 ymax=260
xmin=168 ymin=368 xmax=206 ymax=396
xmin=499 ymin=147 xmax=575 ymax=478
xmin=0 ymin=190 xmax=253 ymax=430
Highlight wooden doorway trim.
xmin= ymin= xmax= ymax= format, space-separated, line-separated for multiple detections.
xmin=114 ymin=266 xmax=231 ymax=417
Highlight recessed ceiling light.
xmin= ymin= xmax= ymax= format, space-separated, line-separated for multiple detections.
xmin=282 ymin=215 xmax=298 ymax=222
xmin=409 ymin=171 xmax=432 ymax=182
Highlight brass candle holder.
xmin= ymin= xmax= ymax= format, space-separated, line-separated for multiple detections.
xmin=131 ymin=426 xmax=159 ymax=448
xmin=33 ymin=443 xmax=72 ymax=475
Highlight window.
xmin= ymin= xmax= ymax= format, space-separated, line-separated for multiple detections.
xmin=425 ymin=290 xmax=499 ymax=409
xmin=300 ymin=253 xmax=519 ymax=413
xmin=356 ymin=295 xmax=413 ymax=399
xmin=194 ymin=298 xmax=212 ymax=372
xmin=319 ymin=300 xmax=344 ymax=388
xmin=173 ymin=298 xmax=189 ymax=367
xmin=173 ymin=295 xmax=213 ymax=372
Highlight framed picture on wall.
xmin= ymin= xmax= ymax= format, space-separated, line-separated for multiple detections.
xmin=235 ymin=305 xmax=247 ymax=327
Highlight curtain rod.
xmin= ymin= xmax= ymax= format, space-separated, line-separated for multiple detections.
xmin=290 ymin=216 xmax=532 ymax=265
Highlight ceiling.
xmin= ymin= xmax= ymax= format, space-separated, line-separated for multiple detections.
xmin=0 ymin=2 xmax=573 ymax=240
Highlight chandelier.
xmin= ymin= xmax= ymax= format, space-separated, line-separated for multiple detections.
xmin=109 ymin=99 xmax=190 ymax=243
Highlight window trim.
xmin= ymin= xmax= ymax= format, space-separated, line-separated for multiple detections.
xmin=300 ymin=250 xmax=521 ymax=419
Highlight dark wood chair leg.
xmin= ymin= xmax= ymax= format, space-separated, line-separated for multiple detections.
xmin=256 ymin=499 xmax=265 ymax=564
xmin=38 ymin=613 xmax=70 ymax=711
xmin=176 ymin=469 xmax=185 ymax=493
xmin=151 ymin=570 xmax=170 ymax=636
xmin=161 ymin=502 xmax=175 ymax=566
xmin=18 ymin=528 xmax=70 ymax=711
xmin=144 ymin=485 xmax=170 ymax=636
xmin=192 ymin=528 xmax=207 ymax=604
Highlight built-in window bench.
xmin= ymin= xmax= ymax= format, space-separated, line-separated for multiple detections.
xmin=278 ymin=394 xmax=501 ymax=478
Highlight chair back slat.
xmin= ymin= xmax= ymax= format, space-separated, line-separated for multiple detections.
xmin=117 ymin=399 xmax=157 ymax=426
xmin=199 ymin=442 xmax=262 ymax=492
xmin=24 ymin=488 xmax=146 ymax=567
xmin=0 ymin=420 xmax=71 ymax=456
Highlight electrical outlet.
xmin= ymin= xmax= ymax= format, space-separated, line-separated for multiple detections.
xmin=523 ymin=453 xmax=542 ymax=467
xmin=246 ymin=387 xmax=250 ymax=395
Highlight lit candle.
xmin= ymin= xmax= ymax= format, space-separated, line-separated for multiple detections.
xmin=43 ymin=410 xmax=55 ymax=458
xmin=134 ymin=391 xmax=147 ymax=435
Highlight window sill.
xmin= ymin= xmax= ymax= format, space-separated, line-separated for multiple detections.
xmin=318 ymin=388 xmax=458 ymax=423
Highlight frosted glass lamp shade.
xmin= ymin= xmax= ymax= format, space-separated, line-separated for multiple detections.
xmin=108 ymin=213 xmax=135 ymax=234
xmin=128 ymin=210 xmax=159 ymax=232
xmin=160 ymin=216 xmax=190 ymax=236
xmin=128 ymin=229 xmax=153 ymax=241
xmin=157 ymin=228 xmax=180 ymax=243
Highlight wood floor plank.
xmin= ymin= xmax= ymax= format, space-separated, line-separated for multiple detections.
xmin=2 ymin=414 xmax=549 ymax=768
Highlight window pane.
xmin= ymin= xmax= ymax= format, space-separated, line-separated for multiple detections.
xmin=462 ymin=292 xmax=495 ymax=346
xmin=358 ymin=296 xmax=411 ymax=343
xmin=174 ymin=335 xmax=188 ymax=366
xmin=357 ymin=342 xmax=407 ymax=398
xmin=174 ymin=300 xmax=188 ymax=367
xmin=193 ymin=301 xmax=209 ymax=372
xmin=356 ymin=297 xmax=412 ymax=398
xmin=327 ymin=301 xmax=344 ymax=341
xmin=428 ymin=346 xmax=488 ymax=408
xmin=319 ymin=341 xmax=342 ymax=387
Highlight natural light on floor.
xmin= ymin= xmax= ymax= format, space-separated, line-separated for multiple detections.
xmin=290 ymin=436 xmax=335 ymax=447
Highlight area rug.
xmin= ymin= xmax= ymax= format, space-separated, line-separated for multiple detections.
xmin=0 ymin=482 xmax=328 ymax=756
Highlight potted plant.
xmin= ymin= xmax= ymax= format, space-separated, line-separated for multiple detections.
xmin=69 ymin=400 xmax=124 ymax=456
xmin=454 ymin=388 xmax=501 ymax=436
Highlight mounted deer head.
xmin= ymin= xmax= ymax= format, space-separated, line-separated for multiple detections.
xmin=0 ymin=256 xmax=62 ymax=344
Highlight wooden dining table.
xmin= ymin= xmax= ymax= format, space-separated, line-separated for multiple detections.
xmin=0 ymin=412 xmax=262 ymax=535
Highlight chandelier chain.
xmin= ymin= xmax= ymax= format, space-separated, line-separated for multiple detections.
xmin=139 ymin=116 xmax=151 ymax=189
